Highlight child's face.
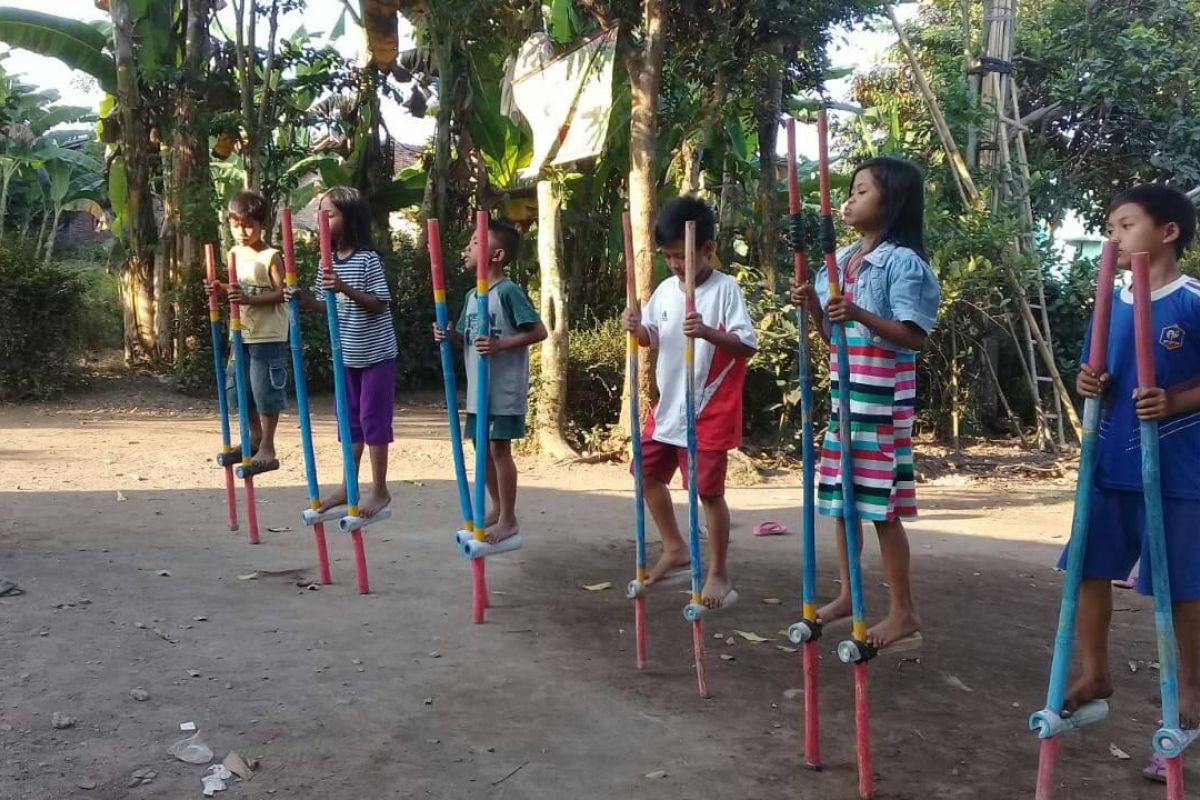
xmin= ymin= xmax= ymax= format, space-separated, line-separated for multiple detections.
xmin=318 ymin=196 xmax=344 ymax=247
xmin=229 ymin=213 xmax=264 ymax=247
xmin=462 ymin=231 xmax=503 ymax=274
xmin=841 ymin=168 xmax=884 ymax=232
xmin=1106 ymin=202 xmax=1179 ymax=268
xmin=659 ymin=237 xmax=715 ymax=281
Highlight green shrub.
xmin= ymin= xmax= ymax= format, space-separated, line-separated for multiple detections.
xmin=73 ymin=263 xmax=123 ymax=352
xmin=527 ymin=266 xmax=827 ymax=452
xmin=0 ymin=238 xmax=94 ymax=399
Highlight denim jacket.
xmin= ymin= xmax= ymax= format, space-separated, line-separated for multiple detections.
xmin=814 ymin=240 xmax=941 ymax=355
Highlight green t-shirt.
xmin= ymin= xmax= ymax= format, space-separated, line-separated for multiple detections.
xmin=455 ymin=277 xmax=541 ymax=416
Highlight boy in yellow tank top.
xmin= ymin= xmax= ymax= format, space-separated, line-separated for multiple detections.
xmin=203 ymin=190 xmax=288 ymax=467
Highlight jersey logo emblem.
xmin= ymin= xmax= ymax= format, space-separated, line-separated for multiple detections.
xmin=1160 ymin=324 xmax=1185 ymax=351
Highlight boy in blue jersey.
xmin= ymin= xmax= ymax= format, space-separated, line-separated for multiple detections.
xmin=1067 ymin=184 xmax=1200 ymax=754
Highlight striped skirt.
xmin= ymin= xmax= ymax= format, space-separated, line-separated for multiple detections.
xmin=817 ymin=321 xmax=917 ymax=522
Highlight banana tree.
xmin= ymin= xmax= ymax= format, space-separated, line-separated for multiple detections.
xmin=40 ymin=157 xmax=104 ymax=262
xmin=0 ymin=9 xmax=116 ymax=93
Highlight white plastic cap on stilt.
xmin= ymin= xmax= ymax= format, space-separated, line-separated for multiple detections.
xmin=1029 ymin=700 xmax=1109 ymax=739
xmin=787 ymin=620 xmax=817 ymax=644
xmin=300 ymin=507 xmax=347 ymax=526
xmin=455 ymin=529 xmax=475 ymax=546
xmin=460 ymin=532 xmax=524 ymax=560
xmin=681 ymin=590 xmax=739 ymax=621
xmin=626 ymin=580 xmax=645 ymax=599
xmin=338 ymin=507 xmax=392 ymax=534
xmin=1154 ymin=725 xmax=1199 ymax=758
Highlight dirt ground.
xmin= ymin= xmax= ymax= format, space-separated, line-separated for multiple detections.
xmin=0 ymin=372 xmax=1189 ymax=799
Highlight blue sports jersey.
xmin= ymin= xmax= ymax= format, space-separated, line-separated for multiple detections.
xmin=1083 ymin=274 xmax=1200 ymax=499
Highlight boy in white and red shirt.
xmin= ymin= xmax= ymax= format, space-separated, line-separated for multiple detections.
xmin=621 ymin=196 xmax=758 ymax=608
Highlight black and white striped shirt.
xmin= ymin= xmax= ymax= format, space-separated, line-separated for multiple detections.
xmin=313 ymin=249 xmax=398 ymax=368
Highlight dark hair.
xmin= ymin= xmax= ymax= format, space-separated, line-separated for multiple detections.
xmin=654 ymin=195 xmax=716 ymax=247
xmin=488 ymin=218 xmax=521 ymax=266
xmin=321 ymin=186 xmax=375 ymax=251
xmin=1108 ymin=183 xmax=1197 ymax=257
xmin=852 ymin=157 xmax=926 ymax=260
xmin=228 ymin=190 xmax=269 ymax=225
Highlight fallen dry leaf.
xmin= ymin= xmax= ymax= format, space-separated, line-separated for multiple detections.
xmin=237 ymin=573 xmax=259 ymax=581
xmin=1109 ymin=743 xmax=1131 ymax=760
xmin=761 ymin=598 xmax=783 ymax=605
xmin=266 ymin=527 xmax=292 ymax=533
xmin=776 ymin=645 xmax=798 ymax=654
xmin=223 ymin=751 xmax=254 ymax=781
xmin=942 ymin=673 xmax=973 ymax=693
xmin=734 ymin=630 xmax=770 ymax=643
xmin=581 ymin=582 xmax=612 ymax=592
xmin=644 ymin=770 xmax=668 ymax=780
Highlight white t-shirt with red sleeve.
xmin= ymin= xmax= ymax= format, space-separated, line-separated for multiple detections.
xmin=641 ymin=270 xmax=758 ymax=451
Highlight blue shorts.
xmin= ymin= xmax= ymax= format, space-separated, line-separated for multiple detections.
xmin=1057 ymin=489 xmax=1200 ymax=602
xmin=226 ymin=340 xmax=289 ymax=416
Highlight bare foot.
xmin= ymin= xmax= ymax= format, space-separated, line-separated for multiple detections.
xmin=865 ymin=610 xmax=921 ymax=649
xmin=485 ymin=519 xmax=519 ymax=543
xmin=1063 ymin=673 xmax=1114 ymax=715
xmin=360 ymin=491 xmax=391 ymax=519
xmin=485 ymin=507 xmax=500 ymax=528
xmin=253 ymin=444 xmax=277 ymax=467
xmin=645 ymin=547 xmax=691 ymax=585
xmin=318 ymin=486 xmax=346 ymax=513
xmin=701 ymin=573 xmax=734 ymax=609
xmin=817 ymin=594 xmax=852 ymax=627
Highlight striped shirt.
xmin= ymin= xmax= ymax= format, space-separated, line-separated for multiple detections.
xmin=313 ymin=249 xmax=398 ymax=368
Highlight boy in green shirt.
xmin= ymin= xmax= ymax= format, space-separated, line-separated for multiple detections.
xmin=433 ymin=219 xmax=547 ymax=543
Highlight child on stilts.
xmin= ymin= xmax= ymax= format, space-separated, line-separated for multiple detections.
xmin=621 ymin=196 xmax=758 ymax=608
xmin=433 ymin=219 xmax=546 ymax=543
xmin=1064 ymin=184 xmax=1200 ymax=782
xmin=790 ymin=157 xmax=940 ymax=649
xmin=288 ymin=188 xmax=398 ymax=519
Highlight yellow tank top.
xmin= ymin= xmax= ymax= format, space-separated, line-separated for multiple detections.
xmin=231 ymin=245 xmax=287 ymax=344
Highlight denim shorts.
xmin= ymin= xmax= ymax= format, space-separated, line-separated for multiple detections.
xmin=226 ymin=340 xmax=289 ymax=415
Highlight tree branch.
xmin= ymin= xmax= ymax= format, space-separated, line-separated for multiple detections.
xmin=340 ymin=0 xmax=363 ymax=28
xmin=1020 ymin=101 xmax=1062 ymax=128
xmin=256 ymin=0 xmax=281 ymax=134
xmin=578 ymin=0 xmax=615 ymax=28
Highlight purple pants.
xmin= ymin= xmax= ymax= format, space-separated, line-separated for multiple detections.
xmin=341 ymin=358 xmax=395 ymax=445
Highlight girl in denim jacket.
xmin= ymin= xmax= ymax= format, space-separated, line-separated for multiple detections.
xmin=790 ymin=157 xmax=940 ymax=649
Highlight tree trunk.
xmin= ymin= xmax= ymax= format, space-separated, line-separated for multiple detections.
xmin=35 ymin=208 xmax=50 ymax=257
xmin=619 ymin=0 xmax=665 ymax=436
xmin=0 ymin=165 xmax=14 ymax=239
xmin=535 ymin=179 xmax=577 ymax=459
xmin=42 ymin=207 xmax=62 ymax=263
xmin=235 ymin=0 xmax=261 ymax=191
xmin=111 ymin=0 xmax=163 ymax=364
xmin=677 ymin=138 xmax=701 ymax=193
xmin=169 ymin=0 xmax=217 ymax=363
xmin=755 ymin=50 xmax=783 ymax=287
xmin=949 ymin=322 xmax=961 ymax=450
xmin=433 ymin=67 xmax=453 ymax=228
xmin=717 ymin=157 xmax=736 ymax=266
xmin=416 ymin=153 xmax=435 ymax=252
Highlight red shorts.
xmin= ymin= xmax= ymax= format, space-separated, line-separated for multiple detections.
xmin=634 ymin=438 xmax=728 ymax=497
